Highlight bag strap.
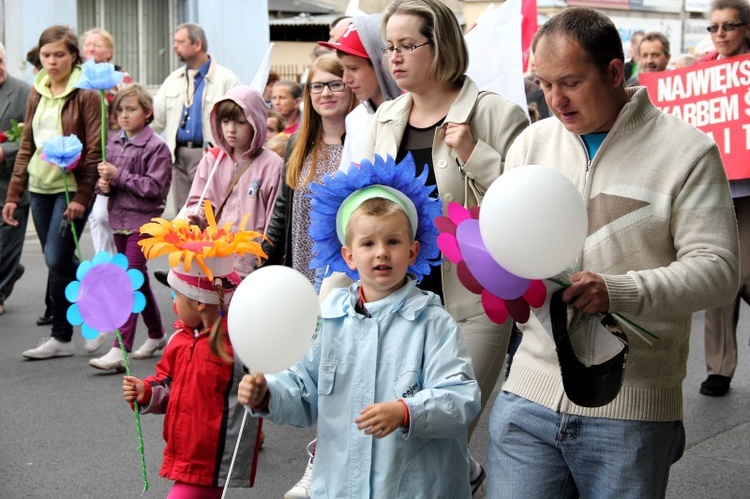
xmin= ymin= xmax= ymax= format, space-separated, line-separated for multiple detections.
xmin=459 ymin=90 xmax=494 ymax=208
xmin=215 ymin=152 xmax=258 ymax=221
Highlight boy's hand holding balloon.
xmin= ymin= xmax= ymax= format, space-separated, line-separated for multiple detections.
xmin=238 ymin=373 xmax=268 ymax=408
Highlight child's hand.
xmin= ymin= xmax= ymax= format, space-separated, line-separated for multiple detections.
xmin=97 ymin=161 xmax=117 ymax=180
xmin=123 ymin=375 xmax=145 ymax=405
xmin=186 ymin=212 xmax=207 ymax=231
xmin=355 ymin=401 xmax=407 ymax=438
xmin=238 ymin=373 xmax=268 ymax=407
xmin=98 ymin=178 xmax=111 ymax=194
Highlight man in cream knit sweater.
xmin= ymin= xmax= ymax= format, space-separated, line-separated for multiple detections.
xmin=487 ymin=8 xmax=740 ymax=499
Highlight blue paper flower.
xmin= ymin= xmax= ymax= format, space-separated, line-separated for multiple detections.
xmin=65 ymin=251 xmax=146 ymax=339
xmin=41 ymin=134 xmax=82 ymax=170
xmin=75 ymin=59 xmax=125 ymax=90
xmin=308 ymin=154 xmax=443 ymax=282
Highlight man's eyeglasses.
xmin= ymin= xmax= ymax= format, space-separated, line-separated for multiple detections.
xmin=307 ymin=80 xmax=346 ymax=94
xmin=380 ymin=41 xmax=432 ymax=55
xmin=707 ymin=22 xmax=748 ymax=33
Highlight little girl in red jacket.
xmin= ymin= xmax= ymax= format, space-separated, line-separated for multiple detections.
xmin=123 ymin=209 xmax=266 ymax=498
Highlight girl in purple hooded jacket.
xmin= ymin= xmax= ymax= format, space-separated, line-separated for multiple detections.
xmin=185 ymin=86 xmax=284 ymax=277
xmin=89 ymin=83 xmax=172 ymax=372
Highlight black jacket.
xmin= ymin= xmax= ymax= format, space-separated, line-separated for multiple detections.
xmin=260 ymin=135 xmax=296 ymax=267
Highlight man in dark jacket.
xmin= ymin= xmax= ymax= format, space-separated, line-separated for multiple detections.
xmin=0 ymin=43 xmax=31 ymax=315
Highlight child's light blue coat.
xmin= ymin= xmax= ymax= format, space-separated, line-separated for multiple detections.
xmin=252 ymin=278 xmax=480 ymax=498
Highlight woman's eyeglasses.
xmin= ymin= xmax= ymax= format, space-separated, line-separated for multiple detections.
xmin=307 ymin=80 xmax=346 ymax=94
xmin=380 ymin=41 xmax=432 ymax=55
xmin=707 ymin=22 xmax=747 ymax=33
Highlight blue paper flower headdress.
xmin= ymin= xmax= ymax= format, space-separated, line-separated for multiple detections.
xmin=308 ymin=153 xmax=443 ymax=282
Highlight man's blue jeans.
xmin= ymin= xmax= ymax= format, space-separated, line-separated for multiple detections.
xmin=488 ymin=391 xmax=685 ymax=499
xmin=30 ymin=192 xmax=89 ymax=341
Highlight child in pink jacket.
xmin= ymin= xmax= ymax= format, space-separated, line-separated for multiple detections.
xmin=185 ymin=86 xmax=283 ymax=276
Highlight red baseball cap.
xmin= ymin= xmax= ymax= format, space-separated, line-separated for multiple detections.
xmin=318 ymin=25 xmax=369 ymax=60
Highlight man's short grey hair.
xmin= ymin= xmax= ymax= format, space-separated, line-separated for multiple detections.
xmin=176 ymin=22 xmax=208 ymax=52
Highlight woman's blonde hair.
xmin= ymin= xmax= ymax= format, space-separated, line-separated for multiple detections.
xmin=82 ymin=27 xmax=115 ymax=61
xmin=285 ymin=53 xmax=357 ymax=189
xmin=382 ymin=0 xmax=468 ymax=85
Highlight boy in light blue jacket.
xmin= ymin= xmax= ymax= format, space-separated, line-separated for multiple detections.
xmin=238 ymin=154 xmax=480 ymax=498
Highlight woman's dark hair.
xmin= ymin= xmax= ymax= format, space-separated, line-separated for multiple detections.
xmin=26 ymin=45 xmax=42 ymax=71
xmin=38 ymin=25 xmax=82 ymax=65
xmin=709 ymin=0 xmax=750 ymax=24
xmin=215 ymin=99 xmax=245 ymax=122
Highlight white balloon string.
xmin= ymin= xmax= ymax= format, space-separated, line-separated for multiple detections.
xmin=221 ymin=407 xmax=248 ymax=499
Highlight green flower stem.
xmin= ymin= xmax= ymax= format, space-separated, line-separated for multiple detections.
xmin=61 ymin=174 xmax=82 ymax=262
xmin=100 ymin=90 xmax=107 ymax=164
xmin=613 ymin=313 xmax=661 ymax=341
xmin=116 ymin=329 xmax=150 ymax=493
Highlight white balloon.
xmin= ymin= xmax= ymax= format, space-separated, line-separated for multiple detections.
xmin=479 ymin=165 xmax=587 ymax=279
xmin=228 ymin=266 xmax=320 ymax=374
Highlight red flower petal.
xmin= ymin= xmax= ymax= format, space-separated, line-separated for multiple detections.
xmin=437 ymin=233 xmax=463 ymax=264
xmin=482 ymin=290 xmax=509 ymax=324
xmin=447 ymin=202 xmax=471 ymax=225
xmin=435 ymin=216 xmax=456 ymax=237
xmin=506 ymin=297 xmax=531 ymax=323
xmin=457 ymin=261 xmax=484 ymax=294
xmin=524 ymin=280 xmax=547 ymax=308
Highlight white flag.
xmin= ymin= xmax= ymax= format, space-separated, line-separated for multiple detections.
xmin=250 ymin=43 xmax=274 ymax=94
xmin=345 ymin=0 xmax=366 ymax=17
xmin=465 ymin=0 xmax=528 ymax=118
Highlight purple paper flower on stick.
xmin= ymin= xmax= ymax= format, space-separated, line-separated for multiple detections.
xmin=65 ymin=251 xmax=151 ymax=492
xmin=65 ymin=251 xmax=146 ymax=339
xmin=41 ymin=134 xmax=82 ymax=171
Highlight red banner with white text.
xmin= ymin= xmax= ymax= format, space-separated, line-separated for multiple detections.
xmin=641 ymin=54 xmax=750 ymax=180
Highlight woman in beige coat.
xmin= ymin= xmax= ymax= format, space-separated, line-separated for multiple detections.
xmin=363 ymin=1 xmax=529 ymax=493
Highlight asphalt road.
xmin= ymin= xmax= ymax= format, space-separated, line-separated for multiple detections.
xmin=1 ymin=229 xmax=749 ymax=498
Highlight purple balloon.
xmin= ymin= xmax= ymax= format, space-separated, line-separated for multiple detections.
xmin=77 ymin=263 xmax=134 ymax=332
xmin=456 ymin=220 xmax=529 ymax=300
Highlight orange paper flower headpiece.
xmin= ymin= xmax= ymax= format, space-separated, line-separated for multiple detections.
xmin=138 ymin=200 xmax=267 ymax=281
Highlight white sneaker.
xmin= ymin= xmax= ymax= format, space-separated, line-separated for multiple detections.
xmin=284 ymin=440 xmax=315 ymax=498
xmin=131 ymin=336 xmax=168 ymax=359
xmin=84 ymin=332 xmax=109 ymax=353
xmin=23 ymin=337 xmax=74 ymax=360
xmin=89 ymin=347 xmax=126 ymax=372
